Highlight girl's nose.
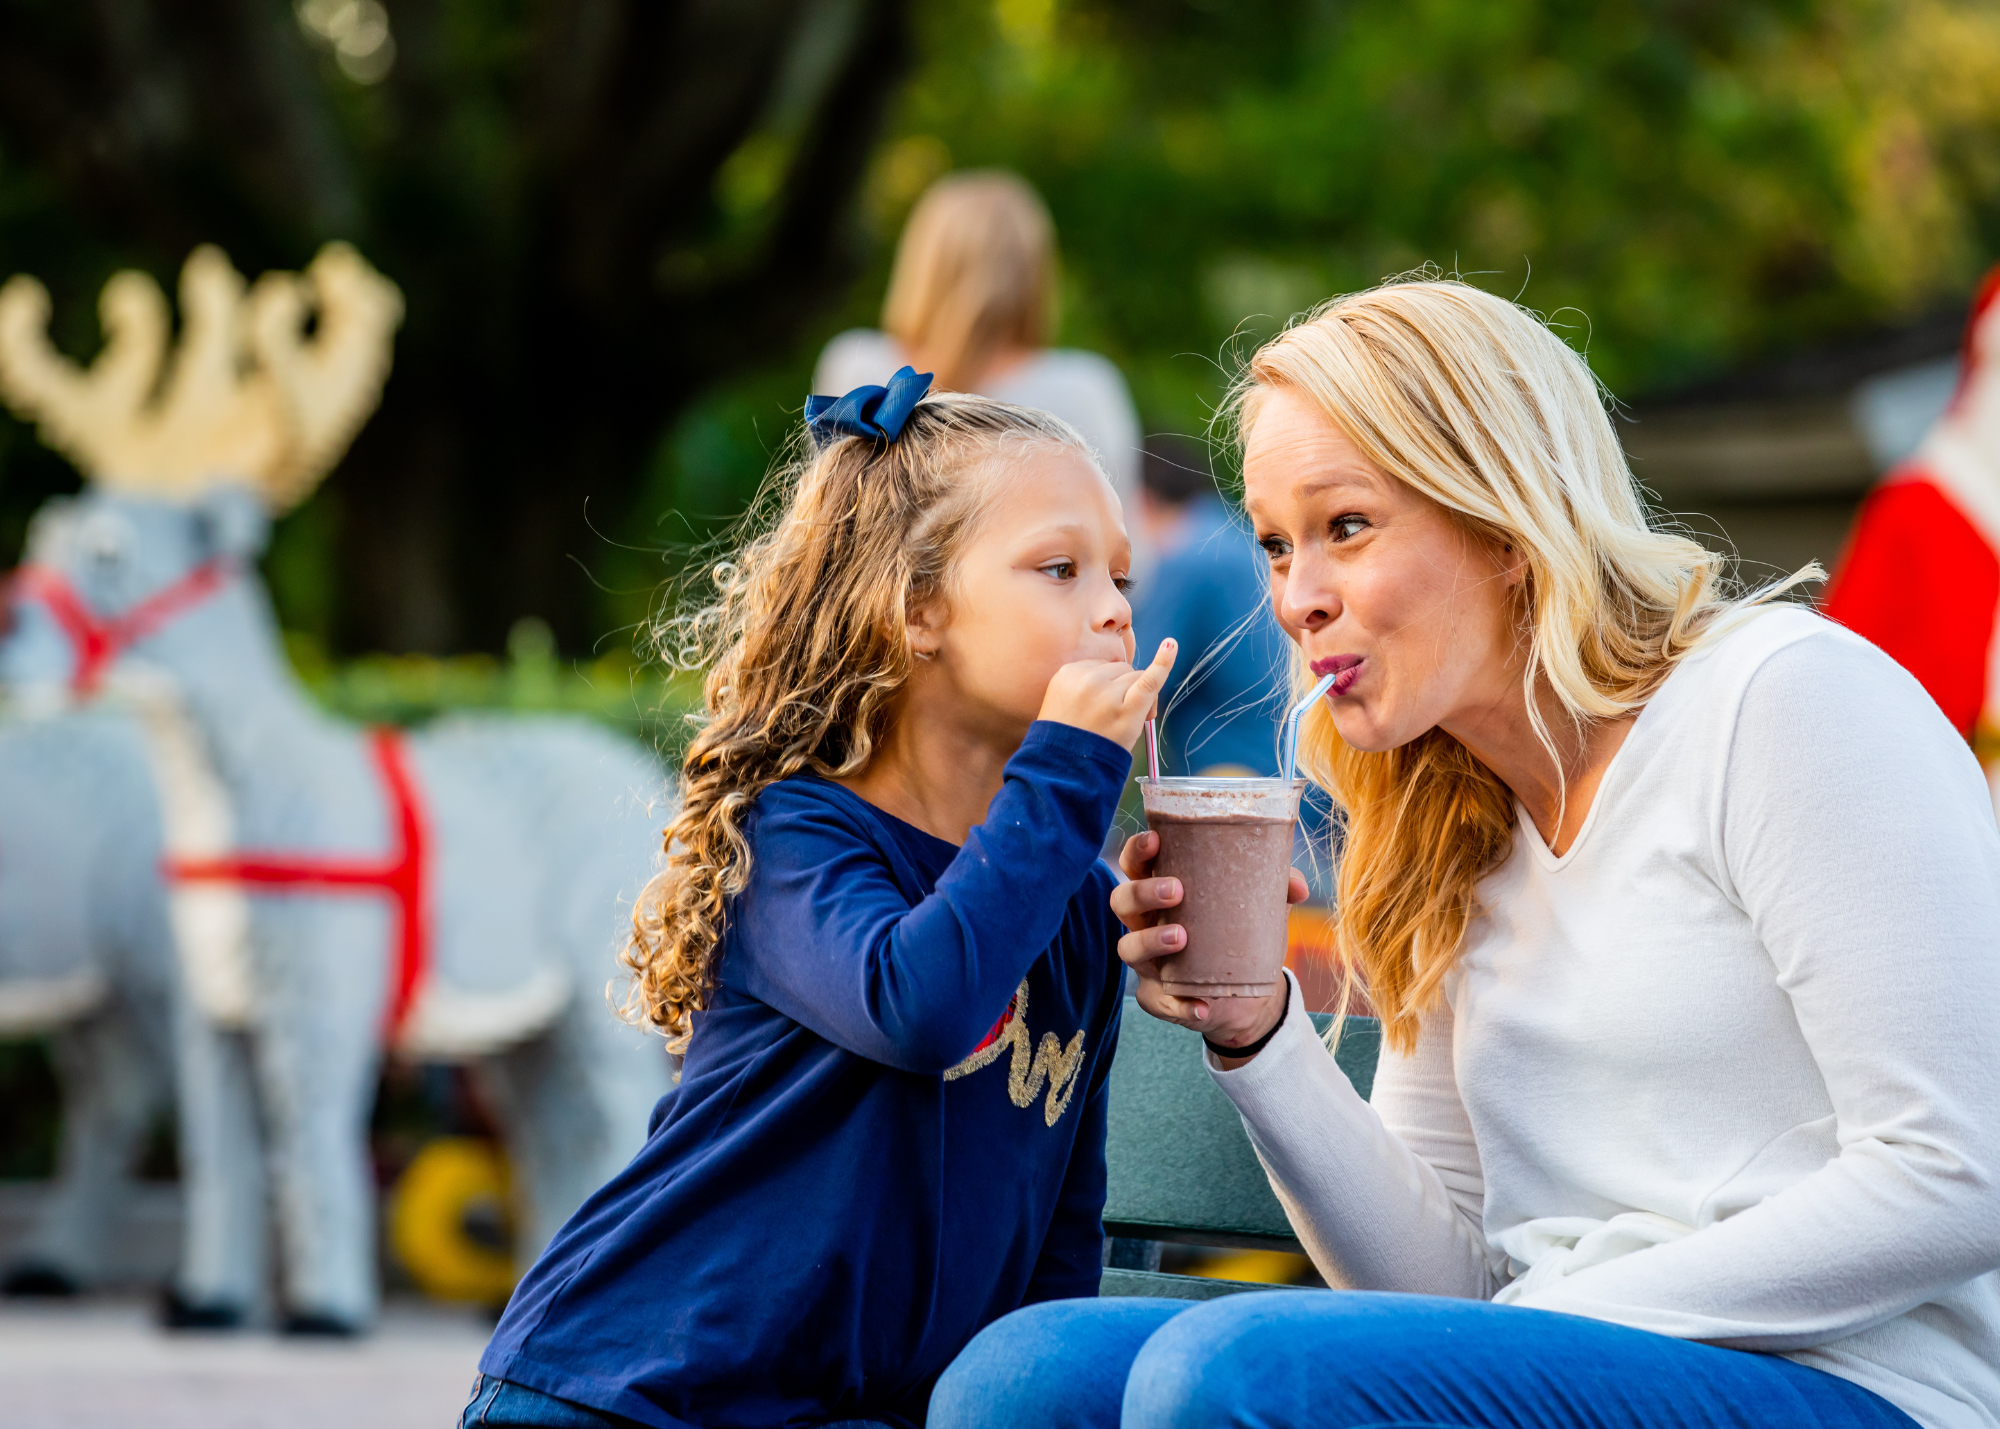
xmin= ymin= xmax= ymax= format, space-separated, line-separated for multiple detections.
xmin=1098 ymin=583 xmax=1132 ymax=633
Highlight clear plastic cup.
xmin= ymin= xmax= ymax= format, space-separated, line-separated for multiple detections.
xmin=1138 ymin=776 xmax=1306 ymax=998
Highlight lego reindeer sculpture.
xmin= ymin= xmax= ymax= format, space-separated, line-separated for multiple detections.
xmin=0 ymin=246 xmax=674 ymax=1332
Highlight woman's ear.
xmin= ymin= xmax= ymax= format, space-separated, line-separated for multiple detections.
xmin=1497 ymin=538 xmax=1530 ymax=588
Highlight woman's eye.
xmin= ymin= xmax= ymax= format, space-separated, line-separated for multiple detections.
xmin=1040 ymin=561 xmax=1077 ymax=582
xmin=1258 ymin=535 xmax=1291 ymax=561
xmin=1330 ymin=516 xmax=1369 ymax=542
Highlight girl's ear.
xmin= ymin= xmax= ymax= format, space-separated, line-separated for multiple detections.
xmin=906 ymin=597 xmax=945 ymax=661
xmin=1497 ymin=537 xmax=1530 ymax=588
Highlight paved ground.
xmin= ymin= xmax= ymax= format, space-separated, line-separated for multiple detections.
xmin=0 ymin=1296 xmax=491 ymax=1429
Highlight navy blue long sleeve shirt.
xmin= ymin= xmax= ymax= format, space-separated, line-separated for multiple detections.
xmin=479 ymin=721 xmax=1134 ymax=1429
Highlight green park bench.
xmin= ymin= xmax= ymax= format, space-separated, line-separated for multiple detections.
xmin=1101 ymin=1001 xmax=1382 ymax=1300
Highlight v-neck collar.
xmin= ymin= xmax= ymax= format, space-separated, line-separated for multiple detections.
xmin=1512 ymin=682 xmax=1665 ymax=873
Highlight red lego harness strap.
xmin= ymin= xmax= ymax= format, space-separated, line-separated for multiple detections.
xmin=170 ymin=729 xmax=432 ymax=1039
xmin=12 ymin=559 xmax=231 ymax=695
xmin=8 ymin=562 xmax=432 ymax=1038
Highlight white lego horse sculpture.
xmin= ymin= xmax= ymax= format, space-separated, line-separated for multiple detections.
xmin=0 ymin=246 xmax=674 ymax=1332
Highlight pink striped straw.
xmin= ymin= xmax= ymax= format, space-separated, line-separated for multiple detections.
xmin=1145 ymin=716 xmax=1161 ymax=782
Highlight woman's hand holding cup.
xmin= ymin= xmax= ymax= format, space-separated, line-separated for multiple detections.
xmin=1111 ymin=829 xmax=1308 ymax=1055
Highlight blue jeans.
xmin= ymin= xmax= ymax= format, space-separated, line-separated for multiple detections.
xmin=929 ymin=1292 xmax=1923 ymax=1429
xmin=460 ymin=1376 xmax=644 ymax=1428
xmin=458 ymin=1373 xmax=894 ymax=1429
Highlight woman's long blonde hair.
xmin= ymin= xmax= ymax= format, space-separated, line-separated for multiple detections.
xmin=621 ymin=394 xmax=1090 ymax=1052
xmin=882 ymin=170 xmax=1054 ymax=392
xmin=1235 ymin=279 xmax=1813 ymax=1054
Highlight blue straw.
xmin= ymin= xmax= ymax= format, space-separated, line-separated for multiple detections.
xmin=1281 ymin=673 xmax=1338 ymax=782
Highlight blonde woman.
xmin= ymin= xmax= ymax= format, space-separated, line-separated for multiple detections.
xmin=930 ymin=280 xmax=2000 ymax=1429
xmin=815 ymin=170 xmax=1146 ymax=577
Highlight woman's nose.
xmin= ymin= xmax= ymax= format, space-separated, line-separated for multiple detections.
xmin=1278 ymin=551 xmax=1336 ymax=632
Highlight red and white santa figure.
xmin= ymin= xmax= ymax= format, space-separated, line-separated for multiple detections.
xmin=1824 ymin=264 xmax=2000 ymax=807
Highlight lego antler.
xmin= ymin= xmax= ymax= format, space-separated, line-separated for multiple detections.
xmin=249 ymin=244 xmax=406 ymax=510
xmin=0 ymin=243 xmax=403 ymax=511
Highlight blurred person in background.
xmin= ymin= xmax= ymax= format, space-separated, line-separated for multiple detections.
xmin=1131 ymin=436 xmax=1341 ymax=971
xmin=815 ymin=170 xmax=1148 ymax=579
xmin=1131 ymin=435 xmax=1289 ymax=776
xmin=1824 ymin=263 xmax=2000 ymax=806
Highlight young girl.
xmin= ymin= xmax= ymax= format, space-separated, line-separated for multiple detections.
xmin=467 ymin=370 xmax=1173 ymax=1429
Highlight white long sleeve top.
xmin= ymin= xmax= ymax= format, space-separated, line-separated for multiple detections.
xmin=1210 ymin=608 xmax=2000 ymax=1429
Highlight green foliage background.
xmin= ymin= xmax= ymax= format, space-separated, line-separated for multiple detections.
xmin=613 ymin=0 xmax=2000 ymax=643
xmin=7 ymin=0 xmax=2000 ymax=663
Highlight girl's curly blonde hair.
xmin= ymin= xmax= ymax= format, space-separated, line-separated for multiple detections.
xmin=621 ymin=392 xmax=1095 ymax=1051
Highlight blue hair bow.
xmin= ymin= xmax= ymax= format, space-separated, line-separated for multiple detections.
xmin=804 ymin=366 xmax=934 ymax=447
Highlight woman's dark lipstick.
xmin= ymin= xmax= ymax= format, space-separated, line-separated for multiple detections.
xmin=1311 ymin=655 xmax=1364 ymax=696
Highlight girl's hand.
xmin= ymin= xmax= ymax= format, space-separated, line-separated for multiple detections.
xmin=1038 ymin=639 xmax=1176 ymax=749
xmin=1111 ymin=828 xmax=1310 ymax=1051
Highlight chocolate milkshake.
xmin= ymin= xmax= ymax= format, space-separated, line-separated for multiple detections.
xmin=1139 ymin=777 xmax=1305 ymax=998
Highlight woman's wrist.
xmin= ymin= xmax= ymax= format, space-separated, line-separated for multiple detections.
xmin=1204 ymin=975 xmax=1290 ymax=1065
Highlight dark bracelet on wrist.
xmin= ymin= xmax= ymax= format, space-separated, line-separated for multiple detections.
xmin=1203 ymin=976 xmax=1290 ymax=1061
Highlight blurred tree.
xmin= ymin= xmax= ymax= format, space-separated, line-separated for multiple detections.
xmin=889 ymin=0 xmax=2000 ymax=431
xmin=6 ymin=0 xmax=1998 ymax=652
xmin=0 ymin=0 xmax=909 ymax=652
xmin=621 ymin=0 xmax=2000 ymax=565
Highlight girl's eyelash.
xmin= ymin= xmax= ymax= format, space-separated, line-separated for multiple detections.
xmin=1034 ymin=561 xmax=1132 ymax=588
